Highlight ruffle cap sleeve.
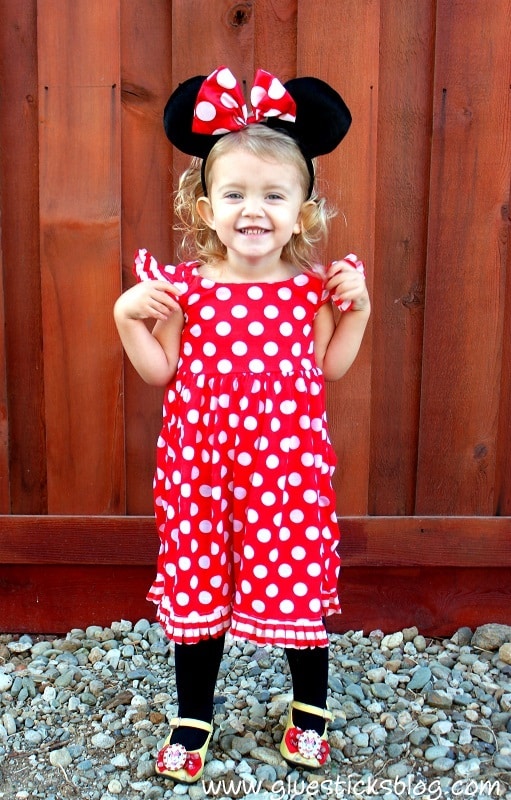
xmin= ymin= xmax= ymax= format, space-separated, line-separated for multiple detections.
xmin=133 ymin=248 xmax=191 ymax=295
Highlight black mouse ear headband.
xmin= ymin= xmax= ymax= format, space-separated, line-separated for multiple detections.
xmin=163 ymin=66 xmax=352 ymax=198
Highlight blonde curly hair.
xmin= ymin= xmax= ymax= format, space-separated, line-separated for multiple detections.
xmin=174 ymin=125 xmax=334 ymax=272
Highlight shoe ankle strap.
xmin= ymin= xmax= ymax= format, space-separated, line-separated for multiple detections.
xmin=291 ymin=701 xmax=333 ymax=722
xmin=170 ymin=717 xmax=213 ymax=733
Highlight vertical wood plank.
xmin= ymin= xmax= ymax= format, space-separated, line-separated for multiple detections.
xmin=0 ymin=0 xmax=47 ymax=513
xmin=297 ymin=0 xmax=379 ymax=514
xmin=38 ymin=0 xmax=123 ymax=513
xmin=254 ymin=0 xmax=297 ymax=79
xmin=415 ymin=0 xmax=511 ymax=514
xmin=495 ymin=175 xmax=511 ymax=515
xmin=120 ymin=0 xmax=174 ymax=515
xmin=171 ymin=0 xmax=256 ymax=184
xmin=0 ymin=219 xmax=9 ymax=512
xmin=369 ymin=1 xmax=435 ymax=514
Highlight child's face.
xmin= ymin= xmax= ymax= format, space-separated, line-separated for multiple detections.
xmin=197 ymin=148 xmax=306 ymax=269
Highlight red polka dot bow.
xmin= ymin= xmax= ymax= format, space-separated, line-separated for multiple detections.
xmin=192 ymin=66 xmax=297 ymax=135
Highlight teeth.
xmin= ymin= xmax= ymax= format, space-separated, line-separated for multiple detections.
xmin=240 ymin=228 xmax=266 ymax=235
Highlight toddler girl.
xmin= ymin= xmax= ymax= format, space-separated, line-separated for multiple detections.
xmin=114 ymin=66 xmax=370 ymax=783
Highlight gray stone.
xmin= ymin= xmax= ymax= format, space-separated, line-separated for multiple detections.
xmin=432 ymin=756 xmax=455 ymax=772
xmin=427 ymin=690 xmax=453 ymax=709
xmin=472 ymin=624 xmax=511 ymax=651
xmin=408 ymin=667 xmax=432 ymax=692
xmin=49 ymin=747 xmax=72 ymax=768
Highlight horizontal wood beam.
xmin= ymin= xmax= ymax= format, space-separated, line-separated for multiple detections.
xmin=0 ymin=516 xmax=509 ymax=567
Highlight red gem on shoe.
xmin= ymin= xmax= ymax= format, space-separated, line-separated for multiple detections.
xmin=284 ymin=726 xmax=330 ymax=765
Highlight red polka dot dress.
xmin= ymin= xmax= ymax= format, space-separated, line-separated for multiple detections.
xmin=135 ymin=249 xmax=341 ymax=648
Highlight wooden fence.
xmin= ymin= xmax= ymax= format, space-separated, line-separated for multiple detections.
xmin=0 ymin=0 xmax=510 ymax=634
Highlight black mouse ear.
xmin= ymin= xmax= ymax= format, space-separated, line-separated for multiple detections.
xmin=163 ymin=75 xmax=223 ymax=159
xmin=281 ymin=77 xmax=352 ymax=158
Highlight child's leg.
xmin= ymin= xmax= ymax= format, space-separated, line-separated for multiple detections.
xmin=284 ymin=645 xmax=329 ymax=735
xmin=170 ymin=634 xmax=225 ymax=750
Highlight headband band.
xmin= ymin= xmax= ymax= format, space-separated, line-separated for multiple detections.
xmin=163 ymin=66 xmax=352 ymax=196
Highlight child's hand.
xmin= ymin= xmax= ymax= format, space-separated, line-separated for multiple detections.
xmin=326 ymin=255 xmax=369 ymax=312
xmin=115 ymin=280 xmax=182 ymax=322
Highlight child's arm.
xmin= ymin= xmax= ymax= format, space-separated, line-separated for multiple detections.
xmin=114 ymin=280 xmax=184 ymax=386
xmin=314 ymin=258 xmax=371 ymax=381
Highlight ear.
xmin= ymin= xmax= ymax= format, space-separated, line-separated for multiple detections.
xmin=295 ymin=200 xmax=316 ymax=234
xmin=196 ymin=197 xmax=215 ymax=229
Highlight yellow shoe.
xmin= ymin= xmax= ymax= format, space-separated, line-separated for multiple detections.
xmin=155 ymin=717 xmax=213 ymax=783
xmin=279 ymin=701 xmax=332 ymax=768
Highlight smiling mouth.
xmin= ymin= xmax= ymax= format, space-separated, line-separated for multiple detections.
xmin=238 ymin=227 xmax=269 ymax=235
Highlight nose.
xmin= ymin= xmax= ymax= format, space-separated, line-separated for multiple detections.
xmin=241 ymin=196 xmax=264 ymax=217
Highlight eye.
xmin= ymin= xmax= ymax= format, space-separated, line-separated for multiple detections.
xmin=267 ymin=193 xmax=285 ymax=201
xmin=225 ymin=191 xmax=243 ymax=200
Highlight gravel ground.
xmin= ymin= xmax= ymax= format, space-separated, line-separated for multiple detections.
xmin=1 ymin=620 xmax=511 ymax=799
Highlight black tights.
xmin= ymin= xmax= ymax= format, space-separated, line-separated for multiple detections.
xmin=170 ymin=636 xmax=329 ymax=748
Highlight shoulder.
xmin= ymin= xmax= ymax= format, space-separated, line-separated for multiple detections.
xmin=133 ymin=249 xmax=200 ymax=291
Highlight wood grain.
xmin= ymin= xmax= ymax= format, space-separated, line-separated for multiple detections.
xmin=369 ymin=0 xmax=435 ymax=515
xmin=416 ymin=0 xmax=511 ymax=514
xmin=0 ymin=0 xmax=47 ymax=513
xmin=297 ymin=0 xmax=379 ymax=514
xmin=37 ymin=0 xmax=124 ymax=513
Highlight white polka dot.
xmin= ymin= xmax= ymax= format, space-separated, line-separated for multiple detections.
xmin=278 ymin=563 xmax=292 ymax=578
xmin=195 ymin=100 xmax=217 ymax=121
xmin=248 ymin=321 xmax=264 ymax=336
xmin=176 ymin=592 xmax=189 ymax=606
xmin=264 ymin=305 xmax=279 ymax=319
xmin=290 ymin=509 xmax=305 ymax=523
xmin=231 ymin=304 xmax=248 ymax=318
xmin=216 ymin=321 xmax=232 ymax=336
xmin=232 ymin=340 xmax=248 ymax=356
xmin=187 ymin=409 xmax=200 ymax=424
xmin=229 ymin=413 xmax=240 ymax=428
xmin=253 ymin=564 xmax=268 ymax=579
xmin=216 ymin=67 xmax=237 ymax=89
xmin=263 ymin=341 xmax=279 ymax=356
xmin=301 ymin=452 xmax=315 ymax=467
xmin=279 ymin=527 xmax=291 ymax=541
xmin=199 ymin=520 xmax=212 ymax=533
xmin=182 ymin=446 xmax=195 ymax=460
xmin=271 ymin=418 xmax=281 ymax=432
xmin=304 ymin=489 xmax=318 ymax=504
xmin=216 ymin=286 xmax=232 ymax=301
xmin=279 ymin=359 xmax=294 ymax=372
xmin=293 ymin=582 xmax=308 ymax=597
xmin=247 ymin=286 xmax=263 ymax=300
xmin=307 ymin=563 xmax=321 ymax=577
xmin=235 ymin=486 xmax=247 ymax=499
xmin=200 ymin=306 xmax=215 ymax=320
xmin=247 ymin=508 xmax=259 ymax=524
xmin=199 ymin=555 xmax=211 ymax=569
xmin=309 ymin=598 xmax=321 ymax=613
xmin=280 ymin=599 xmax=294 ymax=614
xmin=244 ymin=544 xmax=255 ymax=559
xmin=238 ymin=452 xmax=252 ymax=466
xmin=249 ymin=359 xmax=265 ymax=373
xmin=199 ymin=591 xmax=213 ymax=604
xmin=241 ymin=580 xmax=252 ymax=594
xmin=178 ymin=556 xmax=191 ymax=570
xmin=293 ymin=306 xmax=306 ymax=320
xmin=256 ymin=529 xmax=271 ymax=543
xmin=279 ymin=322 xmax=293 ymax=336
xmin=210 ymin=574 xmax=223 ymax=588
xmin=291 ymin=546 xmax=306 ymax=560
xmin=269 ymin=548 xmax=279 ymax=562
xmin=217 ymin=359 xmax=233 ymax=373
xmin=266 ymin=584 xmax=279 ymax=598
xmin=250 ymin=472 xmax=264 ymax=487
xmin=203 ymin=342 xmax=216 ymax=356
xmin=244 ymin=416 xmax=258 ymax=430
xmin=190 ymin=359 xmax=203 ymax=373
xmin=252 ymin=599 xmax=266 ymax=614
xmin=266 ymin=454 xmax=279 ymax=469
xmin=288 ymin=472 xmax=302 ymax=486
xmin=278 ymin=286 xmax=292 ymax=301
xmin=280 ymin=399 xmax=297 ymax=415
xmin=262 ymin=491 xmax=276 ymax=506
